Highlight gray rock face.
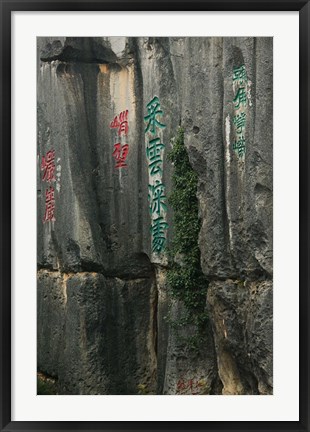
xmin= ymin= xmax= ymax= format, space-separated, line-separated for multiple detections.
xmin=207 ymin=280 xmax=273 ymax=395
xmin=37 ymin=36 xmax=272 ymax=394
xmin=38 ymin=270 xmax=157 ymax=394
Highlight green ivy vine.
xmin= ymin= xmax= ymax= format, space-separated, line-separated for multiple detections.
xmin=166 ymin=127 xmax=209 ymax=350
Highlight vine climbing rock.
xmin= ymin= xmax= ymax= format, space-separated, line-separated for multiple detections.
xmin=37 ymin=36 xmax=273 ymax=395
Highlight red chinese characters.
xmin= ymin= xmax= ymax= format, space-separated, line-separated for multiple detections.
xmin=110 ymin=109 xmax=129 ymax=169
xmin=41 ymin=150 xmax=56 ymax=182
xmin=43 ymin=186 xmax=56 ymax=222
xmin=110 ymin=110 xmax=129 ymax=136
xmin=176 ymin=378 xmax=207 ymax=395
xmin=112 ymin=143 xmax=129 ymax=168
xmin=41 ymin=149 xmax=58 ymax=223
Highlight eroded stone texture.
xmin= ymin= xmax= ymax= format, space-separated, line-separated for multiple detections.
xmin=163 ymin=299 xmax=222 ymax=395
xmin=37 ymin=270 xmax=66 ymax=378
xmin=155 ymin=267 xmax=221 ymax=395
xmin=207 ymin=280 xmax=273 ymax=395
xmin=37 ymin=37 xmax=272 ymax=395
xmin=38 ymin=270 xmax=157 ymax=394
xmin=170 ymin=37 xmax=273 ymax=280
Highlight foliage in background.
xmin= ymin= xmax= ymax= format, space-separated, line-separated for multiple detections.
xmin=166 ymin=127 xmax=209 ymax=349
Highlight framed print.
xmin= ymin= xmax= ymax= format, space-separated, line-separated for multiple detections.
xmin=1 ymin=1 xmax=309 ymax=431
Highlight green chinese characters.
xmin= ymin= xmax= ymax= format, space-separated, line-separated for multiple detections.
xmin=144 ymin=96 xmax=169 ymax=254
xmin=146 ymin=138 xmax=165 ymax=175
xmin=233 ymin=64 xmax=247 ymax=85
xmin=233 ymin=112 xmax=246 ymax=134
xmin=148 ymin=180 xmax=167 ymax=216
xmin=150 ymin=216 xmax=169 ymax=254
xmin=233 ymin=88 xmax=247 ymax=110
xmin=144 ymin=96 xmax=166 ymax=134
xmin=232 ymin=64 xmax=248 ymax=158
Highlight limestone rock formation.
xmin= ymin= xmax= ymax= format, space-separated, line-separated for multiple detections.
xmin=37 ymin=36 xmax=273 ymax=395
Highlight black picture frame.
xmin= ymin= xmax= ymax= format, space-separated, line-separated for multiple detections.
xmin=1 ymin=1 xmax=309 ymax=431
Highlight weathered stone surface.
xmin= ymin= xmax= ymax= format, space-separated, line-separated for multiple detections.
xmin=37 ymin=270 xmax=66 ymax=378
xmin=171 ymin=37 xmax=273 ymax=280
xmin=163 ymin=299 xmax=221 ymax=395
xmin=37 ymin=36 xmax=273 ymax=395
xmin=37 ymin=56 xmax=150 ymax=275
xmin=58 ymin=272 xmax=110 ymax=395
xmin=38 ymin=270 xmax=157 ymax=394
xmin=207 ymin=280 xmax=273 ymax=395
xmin=155 ymin=267 xmax=221 ymax=395
xmin=38 ymin=36 xmax=272 ymax=275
